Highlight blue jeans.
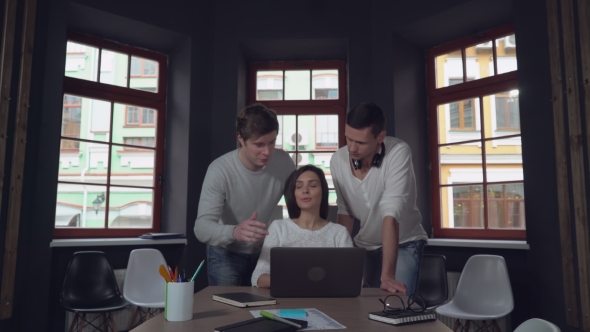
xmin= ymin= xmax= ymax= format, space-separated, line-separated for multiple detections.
xmin=206 ymin=245 xmax=260 ymax=286
xmin=363 ymin=240 xmax=426 ymax=295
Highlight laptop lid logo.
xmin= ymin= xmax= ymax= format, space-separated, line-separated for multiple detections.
xmin=308 ymin=267 xmax=326 ymax=281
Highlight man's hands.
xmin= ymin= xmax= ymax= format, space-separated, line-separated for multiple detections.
xmin=233 ymin=212 xmax=269 ymax=242
xmin=380 ymin=276 xmax=408 ymax=294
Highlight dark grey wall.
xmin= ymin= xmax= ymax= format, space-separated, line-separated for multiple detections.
xmin=0 ymin=0 xmax=578 ymax=331
xmin=391 ymin=34 xmax=431 ymax=233
xmin=209 ymin=1 xmax=370 ymax=158
xmin=184 ymin=0 xmax=215 ymax=295
xmin=514 ymin=0 xmax=570 ymax=330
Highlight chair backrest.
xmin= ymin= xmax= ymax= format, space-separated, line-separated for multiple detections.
xmin=416 ymin=254 xmax=448 ymax=308
xmin=123 ymin=249 xmax=168 ymax=305
xmin=61 ymin=251 xmax=122 ymax=307
xmin=452 ymin=255 xmax=514 ymax=316
xmin=514 ymin=318 xmax=560 ymax=332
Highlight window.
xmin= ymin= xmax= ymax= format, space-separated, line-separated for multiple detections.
xmin=126 ymin=106 xmax=155 ymax=126
xmin=448 ymin=79 xmax=476 ymax=130
xmin=61 ymin=95 xmax=82 ymax=149
xmin=250 ymin=61 xmax=346 ymax=213
xmin=315 ymin=115 xmax=338 ymax=148
xmin=428 ymin=24 xmax=524 ymax=239
xmin=56 ymin=32 xmax=167 ymax=237
xmin=452 ymin=185 xmax=483 ymax=228
xmin=123 ymin=137 xmax=155 ymax=150
xmin=449 ymin=99 xmax=475 ymax=130
xmin=314 ymin=89 xmax=338 ymax=99
xmin=495 ymin=91 xmax=520 ymax=130
xmin=130 ymin=57 xmax=158 ymax=77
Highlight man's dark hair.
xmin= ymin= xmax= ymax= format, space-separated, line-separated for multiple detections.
xmin=284 ymin=165 xmax=329 ymax=220
xmin=236 ymin=103 xmax=279 ymax=142
xmin=346 ymin=102 xmax=386 ymax=137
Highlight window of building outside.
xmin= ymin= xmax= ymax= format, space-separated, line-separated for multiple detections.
xmin=427 ymin=24 xmax=524 ymax=239
xmin=250 ymin=61 xmax=347 ymax=219
xmin=55 ymin=31 xmax=167 ymax=238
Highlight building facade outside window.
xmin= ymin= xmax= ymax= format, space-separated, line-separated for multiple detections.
xmin=56 ymin=32 xmax=167 ymax=237
xmin=428 ymin=24 xmax=524 ymax=239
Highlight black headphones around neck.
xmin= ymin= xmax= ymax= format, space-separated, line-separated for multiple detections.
xmin=352 ymin=142 xmax=386 ymax=170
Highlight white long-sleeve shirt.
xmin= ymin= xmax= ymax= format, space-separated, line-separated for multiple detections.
xmin=251 ymin=218 xmax=353 ymax=287
xmin=194 ymin=149 xmax=295 ymax=254
xmin=330 ymin=136 xmax=427 ymax=250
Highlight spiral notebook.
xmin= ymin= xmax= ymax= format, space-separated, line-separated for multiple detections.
xmin=369 ymin=309 xmax=437 ymax=326
xmin=212 ymin=292 xmax=276 ymax=308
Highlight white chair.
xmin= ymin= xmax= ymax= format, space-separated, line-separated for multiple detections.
xmin=123 ymin=249 xmax=168 ymax=329
xmin=435 ymin=255 xmax=513 ymax=332
xmin=514 ymin=318 xmax=560 ymax=332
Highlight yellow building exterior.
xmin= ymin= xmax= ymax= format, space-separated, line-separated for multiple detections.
xmin=434 ymin=36 xmax=524 ymax=230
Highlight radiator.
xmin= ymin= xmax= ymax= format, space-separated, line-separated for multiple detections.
xmin=65 ymin=269 xmax=136 ymax=332
xmin=437 ymin=272 xmax=510 ymax=331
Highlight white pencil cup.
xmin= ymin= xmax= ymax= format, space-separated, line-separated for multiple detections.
xmin=165 ymin=281 xmax=194 ymax=321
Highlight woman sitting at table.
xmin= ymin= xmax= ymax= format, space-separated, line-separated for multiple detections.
xmin=251 ymin=165 xmax=353 ymax=288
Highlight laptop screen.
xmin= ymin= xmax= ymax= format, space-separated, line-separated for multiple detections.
xmin=270 ymin=247 xmax=366 ymax=298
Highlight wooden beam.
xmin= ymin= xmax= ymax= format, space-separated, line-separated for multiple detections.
xmin=546 ymin=0 xmax=580 ymax=327
xmin=580 ymin=0 xmax=590 ymax=197
xmin=0 ymin=0 xmax=17 ymax=234
xmin=579 ymin=0 xmax=590 ymax=327
xmin=561 ymin=0 xmax=590 ymax=329
xmin=0 ymin=0 xmax=37 ymax=319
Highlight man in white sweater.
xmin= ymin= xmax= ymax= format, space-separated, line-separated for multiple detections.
xmin=330 ymin=102 xmax=427 ymax=295
xmin=194 ymin=104 xmax=295 ymax=286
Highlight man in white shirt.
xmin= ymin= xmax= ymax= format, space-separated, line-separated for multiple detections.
xmin=194 ymin=104 xmax=295 ymax=286
xmin=330 ymin=102 xmax=427 ymax=294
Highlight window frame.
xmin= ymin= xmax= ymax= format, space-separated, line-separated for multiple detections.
xmin=427 ymin=24 xmax=524 ymax=240
xmin=249 ymin=60 xmax=347 ymax=202
xmin=55 ymin=31 xmax=167 ymax=238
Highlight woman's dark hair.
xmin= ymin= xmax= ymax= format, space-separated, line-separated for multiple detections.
xmin=284 ymin=165 xmax=329 ymax=220
xmin=346 ymin=102 xmax=386 ymax=137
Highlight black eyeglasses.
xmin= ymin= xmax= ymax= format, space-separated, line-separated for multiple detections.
xmin=379 ymin=294 xmax=426 ymax=315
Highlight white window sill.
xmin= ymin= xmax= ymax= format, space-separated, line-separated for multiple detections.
xmin=427 ymin=238 xmax=529 ymax=250
xmin=50 ymin=237 xmax=187 ymax=247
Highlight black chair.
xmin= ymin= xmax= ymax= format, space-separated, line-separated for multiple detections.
xmin=60 ymin=251 xmax=130 ymax=332
xmin=416 ymin=254 xmax=448 ymax=309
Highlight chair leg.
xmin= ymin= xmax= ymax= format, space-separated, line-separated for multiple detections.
xmin=102 ymin=313 xmax=108 ymax=331
xmin=128 ymin=307 xmax=140 ymax=330
xmin=68 ymin=313 xmax=78 ymax=332
xmin=78 ymin=313 xmax=86 ymax=332
xmin=492 ymin=319 xmax=501 ymax=332
xmin=453 ymin=319 xmax=460 ymax=332
xmin=464 ymin=320 xmax=471 ymax=332
xmin=482 ymin=320 xmax=488 ymax=332
xmin=109 ymin=313 xmax=119 ymax=332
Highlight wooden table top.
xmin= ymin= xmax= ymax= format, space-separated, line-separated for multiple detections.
xmin=130 ymin=286 xmax=453 ymax=332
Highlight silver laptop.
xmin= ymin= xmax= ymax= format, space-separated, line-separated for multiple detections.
xmin=270 ymin=247 xmax=366 ymax=298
